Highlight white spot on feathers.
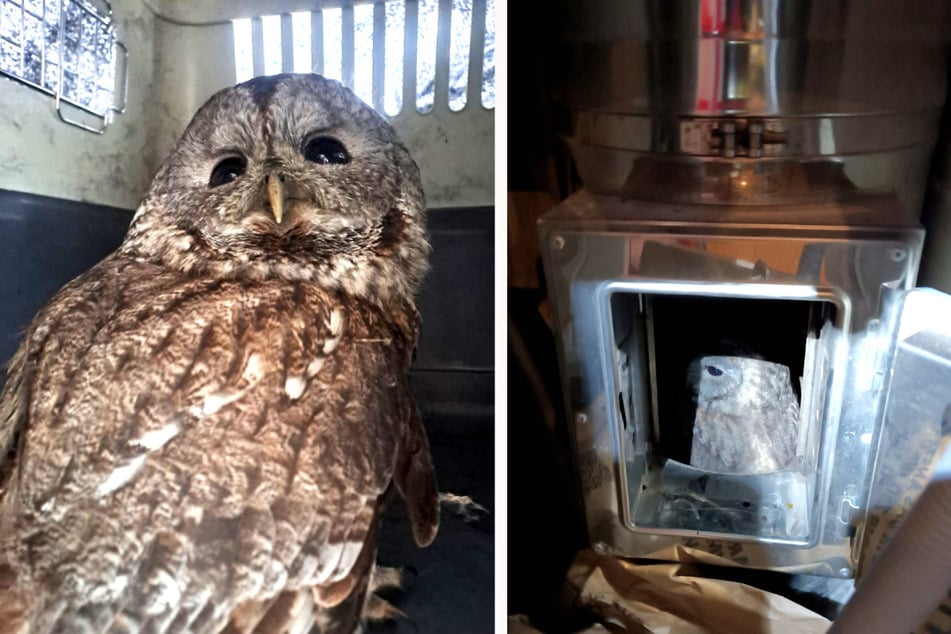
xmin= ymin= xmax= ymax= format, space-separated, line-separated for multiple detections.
xmin=171 ymin=234 xmax=194 ymax=251
xmin=145 ymin=570 xmax=182 ymax=615
xmin=183 ymin=506 xmax=204 ymax=525
xmin=285 ymin=376 xmax=306 ymax=400
xmin=328 ymin=308 xmax=343 ymax=335
xmin=266 ymin=560 xmax=289 ymax=589
xmin=333 ymin=541 xmax=365 ymax=581
xmin=323 ymin=308 xmax=344 ymax=354
xmin=298 ymin=555 xmax=319 ymax=581
xmin=111 ymin=575 xmax=129 ymax=595
xmin=243 ymin=353 xmax=265 ymax=382
xmin=306 ymin=357 xmax=325 ymax=377
xmin=314 ymin=540 xmax=365 ymax=585
xmin=192 ymin=354 xmax=267 ymax=416
xmin=314 ymin=544 xmax=341 ymax=584
xmin=39 ymin=496 xmax=66 ymax=520
xmin=199 ymin=391 xmax=241 ymax=416
xmin=96 ymin=455 xmax=147 ymax=497
xmin=89 ymin=575 xmax=129 ymax=603
xmin=132 ymin=422 xmax=181 ymax=450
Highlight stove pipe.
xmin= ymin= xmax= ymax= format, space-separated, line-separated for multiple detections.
xmin=553 ymin=0 xmax=951 ymax=216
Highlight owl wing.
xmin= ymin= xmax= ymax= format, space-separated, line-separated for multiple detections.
xmin=0 ymin=256 xmax=437 ymax=633
xmin=0 ymin=336 xmax=30 ymax=488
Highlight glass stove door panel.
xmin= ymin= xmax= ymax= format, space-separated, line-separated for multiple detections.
xmin=858 ymin=288 xmax=951 ymax=574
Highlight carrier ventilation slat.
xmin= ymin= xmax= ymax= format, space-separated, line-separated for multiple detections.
xmin=232 ymin=0 xmax=495 ymax=117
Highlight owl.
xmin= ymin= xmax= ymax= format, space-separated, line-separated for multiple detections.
xmin=0 ymin=74 xmax=438 ymax=633
xmin=688 ymin=355 xmax=800 ymax=474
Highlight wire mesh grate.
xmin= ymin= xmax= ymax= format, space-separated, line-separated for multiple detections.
xmin=0 ymin=0 xmax=127 ymax=132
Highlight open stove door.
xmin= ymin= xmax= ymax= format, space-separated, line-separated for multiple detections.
xmin=857 ymin=288 xmax=951 ymax=575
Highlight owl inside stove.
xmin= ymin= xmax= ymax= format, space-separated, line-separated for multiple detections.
xmin=610 ymin=291 xmax=838 ymax=544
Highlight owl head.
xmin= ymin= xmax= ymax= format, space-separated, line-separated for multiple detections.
xmin=688 ymin=355 xmax=744 ymax=401
xmin=123 ymin=74 xmax=428 ymax=305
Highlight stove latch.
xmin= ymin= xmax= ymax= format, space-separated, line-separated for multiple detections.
xmin=682 ymin=118 xmax=788 ymax=158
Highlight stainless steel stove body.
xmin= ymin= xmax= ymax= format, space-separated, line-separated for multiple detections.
xmin=540 ymin=0 xmax=951 ymax=576
xmin=541 ymin=192 xmax=951 ymax=576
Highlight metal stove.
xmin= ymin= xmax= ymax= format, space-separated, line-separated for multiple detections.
xmin=540 ymin=0 xmax=951 ymax=577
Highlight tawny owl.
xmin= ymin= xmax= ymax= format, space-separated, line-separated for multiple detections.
xmin=0 ymin=73 xmax=438 ymax=633
xmin=688 ymin=355 xmax=800 ymax=474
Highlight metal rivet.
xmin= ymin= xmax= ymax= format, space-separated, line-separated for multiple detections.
xmin=575 ymin=412 xmax=588 ymax=425
xmin=552 ymin=235 xmax=565 ymax=250
xmin=890 ymin=248 xmax=906 ymax=262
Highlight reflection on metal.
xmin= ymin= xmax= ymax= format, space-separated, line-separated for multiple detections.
xmin=0 ymin=0 xmax=128 ymax=133
xmin=230 ymin=0 xmax=495 ymax=116
xmin=554 ymin=0 xmax=951 ymax=218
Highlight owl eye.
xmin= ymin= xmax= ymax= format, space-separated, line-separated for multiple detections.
xmin=303 ymin=136 xmax=350 ymax=165
xmin=706 ymin=365 xmax=723 ymax=377
xmin=209 ymin=156 xmax=247 ymax=187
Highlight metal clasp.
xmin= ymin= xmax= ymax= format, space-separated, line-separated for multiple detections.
xmin=693 ymin=118 xmax=788 ymax=158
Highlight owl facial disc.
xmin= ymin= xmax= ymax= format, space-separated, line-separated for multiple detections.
xmin=125 ymin=73 xmax=429 ymax=301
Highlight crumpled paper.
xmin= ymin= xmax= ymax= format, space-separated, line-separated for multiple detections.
xmin=547 ymin=550 xmax=831 ymax=634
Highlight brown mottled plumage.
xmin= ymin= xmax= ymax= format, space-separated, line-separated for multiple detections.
xmin=0 ymin=74 xmax=438 ymax=633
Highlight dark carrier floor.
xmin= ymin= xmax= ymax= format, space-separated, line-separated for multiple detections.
xmin=367 ymin=204 xmax=495 ymax=632
xmin=368 ymin=412 xmax=495 ymax=633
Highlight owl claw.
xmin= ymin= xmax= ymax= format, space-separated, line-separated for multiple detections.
xmin=362 ymin=565 xmax=415 ymax=627
xmin=438 ymin=492 xmax=490 ymax=524
xmin=363 ymin=594 xmax=407 ymax=623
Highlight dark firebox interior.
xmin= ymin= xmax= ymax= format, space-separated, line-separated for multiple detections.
xmin=633 ymin=294 xmax=833 ymax=465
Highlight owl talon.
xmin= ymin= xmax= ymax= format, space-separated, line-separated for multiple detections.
xmin=363 ymin=594 xmax=407 ymax=623
xmin=438 ymin=492 xmax=490 ymax=524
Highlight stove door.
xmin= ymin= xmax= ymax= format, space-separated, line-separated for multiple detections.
xmin=858 ymin=288 xmax=951 ymax=576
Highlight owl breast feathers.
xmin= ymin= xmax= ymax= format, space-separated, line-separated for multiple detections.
xmin=0 ymin=74 xmax=437 ymax=634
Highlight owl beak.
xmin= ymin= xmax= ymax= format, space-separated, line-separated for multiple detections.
xmin=266 ymin=173 xmax=285 ymax=224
